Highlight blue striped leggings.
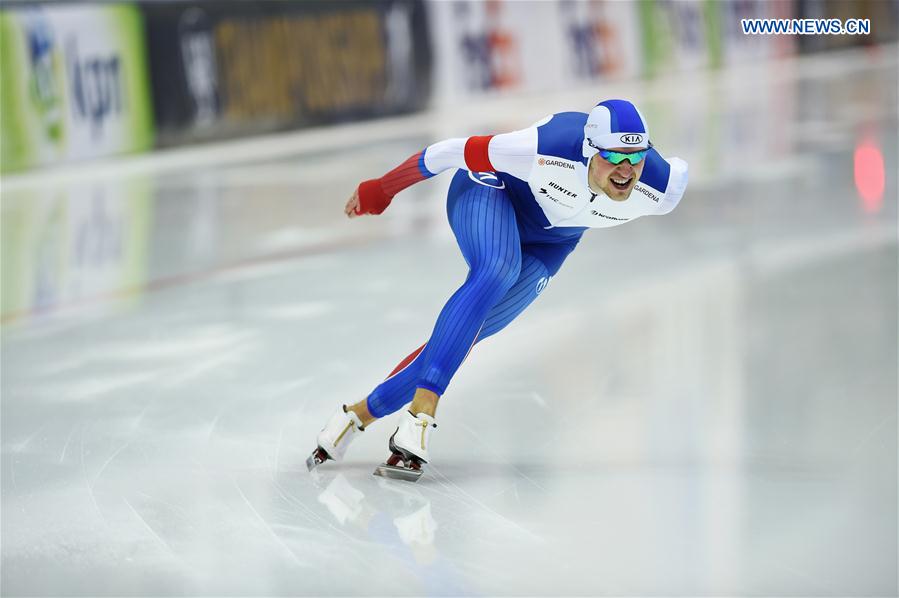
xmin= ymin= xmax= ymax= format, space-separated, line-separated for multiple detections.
xmin=366 ymin=172 xmax=578 ymax=418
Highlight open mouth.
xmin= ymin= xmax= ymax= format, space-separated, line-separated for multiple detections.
xmin=610 ymin=176 xmax=633 ymax=191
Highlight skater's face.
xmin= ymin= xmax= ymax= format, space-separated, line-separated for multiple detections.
xmin=588 ymin=147 xmax=646 ymax=201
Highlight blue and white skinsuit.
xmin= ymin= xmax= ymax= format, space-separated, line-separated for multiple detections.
xmin=356 ymin=103 xmax=689 ymax=418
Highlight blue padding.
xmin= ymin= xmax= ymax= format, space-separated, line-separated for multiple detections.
xmin=536 ymin=112 xmax=589 ymax=162
xmin=599 ymin=99 xmax=645 ymax=133
xmin=638 ymin=148 xmax=671 ymax=193
xmin=417 ymin=149 xmax=435 ymax=177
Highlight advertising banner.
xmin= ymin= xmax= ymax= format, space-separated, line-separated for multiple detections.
xmin=141 ymin=0 xmax=432 ymax=146
xmin=796 ymin=0 xmax=897 ymax=52
xmin=637 ymin=0 xmax=713 ymax=76
xmin=427 ymin=0 xmax=806 ymax=103
xmin=428 ymin=0 xmax=642 ymax=103
xmin=638 ymin=0 xmax=796 ymax=76
xmin=714 ymin=0 xmax=796 ymax=65
xmin=0 ymin=4 xmax=154 ymax=173
xmin=1 ymin=176 xmax=153 ymax=321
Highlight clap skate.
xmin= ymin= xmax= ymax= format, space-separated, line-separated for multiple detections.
xmin=306 ymin=406 xmax=364 ymax=471
xmin=373 ymin=411 xmax=436 ymax=482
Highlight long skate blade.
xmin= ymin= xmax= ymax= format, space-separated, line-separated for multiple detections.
xmin=306 ymin=447 xmax=331 ymax=472
xmin=373 ymin=463 xmax=422 ymax=482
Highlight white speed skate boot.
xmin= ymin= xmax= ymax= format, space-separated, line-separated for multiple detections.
xmin=373 ymin=410 xmax=436 ymax=482
xmin=306 ymin=406 xmax=364 ymax=471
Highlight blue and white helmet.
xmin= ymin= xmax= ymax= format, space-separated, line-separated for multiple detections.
xmin=583 ymin=99 xmax=651 ymax=158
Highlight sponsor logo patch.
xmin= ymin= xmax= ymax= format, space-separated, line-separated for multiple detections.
xmin=619 ymin=134 xmax=644 ymax=145
xmin=548 ymin=181 xmax=577 ymax=197
xmin=539 ymin=187 xmax=574 ymax=209
xmin=591 ymin=210 xmax=630 ymax=222
xmin=634 ymin=185 xmax=661 ymax=202
xmin=536 ymin=276 xmax=551 ymax=295
xmin=539 ymin=157 xmax=575 ymax=170
xmin=468 ymin=171 xmax=505 ymax=189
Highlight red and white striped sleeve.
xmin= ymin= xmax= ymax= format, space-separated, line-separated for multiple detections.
xmin=354 ymin=126 xmax=538 ymax=215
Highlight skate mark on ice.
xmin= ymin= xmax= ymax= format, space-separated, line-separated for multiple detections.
xmin=122 ymin=496 xmax=177 ymax=557
xmin=426 ymin=466 xmax=543 ymax=543
xmin=272 ymin=425 xmax=286 ymax=478
xmin=204 ymin=402 xmax=232 ymax=446
xmin=274 ymin=480 xmax=346 ymax=534
xmin=850 ymin=412 xmax=897 ymax=457
xmin=80 ymin=423 xmax=109 ymax=525
xmin=270 ymin=480 xmax=379 ymax=574
xmin=165 ymin=343 xmax=251 ymax=389
xmin=8 ymin=455 xmax=17 ymax=491
xmin=233 ymin=478 xmax=307 ymax=568
xmin=8 ymin=422 xmax=49 ymax=492
xmin=91 ymin=440 xmax=133 ymax=487
xmin=129 ymin=399 xmax=156 ymax=434
xmin=10 ymin=422 xmax=48 ymax=454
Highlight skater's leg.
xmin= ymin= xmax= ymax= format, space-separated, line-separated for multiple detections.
xmin=360 ymin=240 xmax=578 ymax=420
xmin=347 ymin=345 xmax=426 ymax=425
xmin=309 ymin=345 xmax=422 ymax=468
xmin=412 ymin=178 xmax=522 ymax=397
xmin=409 ymin=388 xmax=438 ymax=417
xmin=370 ymin=226 xmax=578 ymax=481
xmin=362 ymin=177 xmax=521 ymax=419
xmin=363 ymin=344 xmax=427 ymax=419
xmin=474 ymin=252 xmax=550 ymax=341
xmin=346 ymin=399 xmax=377 ymax=428
xmin=476 ymin=240 xmax=579 ymax=341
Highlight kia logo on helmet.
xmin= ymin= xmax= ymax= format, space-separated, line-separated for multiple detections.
xmin=620 ymin=134 xmax=644 ymax=145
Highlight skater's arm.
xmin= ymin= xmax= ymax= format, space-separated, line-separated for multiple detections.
xmin=349 ymin=128 xmax=538 ymax=217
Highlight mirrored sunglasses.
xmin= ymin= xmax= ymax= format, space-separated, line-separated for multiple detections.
xmin=598 ymin=147 xmax=650 ymax=165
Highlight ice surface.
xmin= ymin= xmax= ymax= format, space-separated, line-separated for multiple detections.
xmin=2 ymin=48 xmax=897 ymax=596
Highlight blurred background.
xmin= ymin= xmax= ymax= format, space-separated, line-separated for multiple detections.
xmin=1 ymin=1 xmax=897 ymax=596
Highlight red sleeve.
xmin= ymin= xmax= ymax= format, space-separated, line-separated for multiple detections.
xmin=355 ymin=152 xmax=429 ymax=215
xmin=356 ymin=179 xmax=392 ymax=215
xmin=355 ymin=135 xmax=493 ymax=216
xmin=464 ymin=135 xmax=495 ymax=172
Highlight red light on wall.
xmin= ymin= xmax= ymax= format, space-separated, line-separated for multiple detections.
xmin=854 ymin=141 xmax=885 ymax=214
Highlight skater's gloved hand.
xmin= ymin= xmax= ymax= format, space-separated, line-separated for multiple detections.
xmin=346 ymin=179 xmax=393 ymax=218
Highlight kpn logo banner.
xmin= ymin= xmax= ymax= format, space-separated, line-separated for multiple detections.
xmin=0 ymin=5 xmax=154 ymax=173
